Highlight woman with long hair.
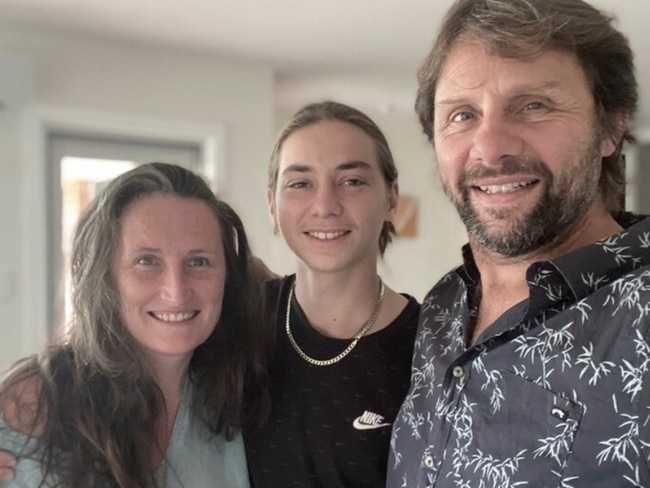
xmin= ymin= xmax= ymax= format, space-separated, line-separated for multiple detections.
xmin=0 ymin=162 xmax=268 ymax=487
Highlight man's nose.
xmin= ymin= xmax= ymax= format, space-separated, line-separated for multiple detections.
xmin=469 ymin=112 xmax=524 ymax=167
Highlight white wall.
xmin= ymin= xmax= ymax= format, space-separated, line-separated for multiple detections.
xmin=0 ymin=105 xmax=23 ymax=371
xmin=374 ymin=111 xmax=465 ymax=301
xmin=0 ymin=25 xmax=469 ymax=374
xmin=0 ymin=24 xmax=276 ymax=371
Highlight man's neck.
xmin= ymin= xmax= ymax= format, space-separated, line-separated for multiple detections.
xmin=470 ymin=204 xmax=623 ymax=342
xmin=470 ymin=251 xmax=530 ymax=342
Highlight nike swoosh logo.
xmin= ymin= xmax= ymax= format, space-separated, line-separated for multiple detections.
xmin=353 ymin=418 xmax=392 ymax=430
xmin=352 ymin=411 xmax=392 ymax=430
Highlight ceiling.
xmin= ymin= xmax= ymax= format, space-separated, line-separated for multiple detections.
xmin=1 ymin=0 xmax=649 ymax=122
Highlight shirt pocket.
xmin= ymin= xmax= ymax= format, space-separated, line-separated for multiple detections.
xmin=446 ymin=370 xmax=584 ymax=487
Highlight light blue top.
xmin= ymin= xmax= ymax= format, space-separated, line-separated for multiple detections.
xmin=0 ymin=380 xmax=250 ymax=488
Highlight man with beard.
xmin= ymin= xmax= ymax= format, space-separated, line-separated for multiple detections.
xmin=388 ymin=0 xmax=650 ymax=487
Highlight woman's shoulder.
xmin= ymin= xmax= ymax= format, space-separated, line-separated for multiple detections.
xmin=0 ymin=372 xmax=45 ymax=435
xmin=0 ymin=371 xmax=46 ymax=436
xmin=264 ymin=275 xmax=294 ymax=313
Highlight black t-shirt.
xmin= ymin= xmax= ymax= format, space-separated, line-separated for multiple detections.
xmin=244 ymin=275 xmax=420 ymax=488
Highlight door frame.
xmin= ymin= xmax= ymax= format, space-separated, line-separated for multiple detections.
xmin=625 ymin=125 xmax=650 ymax=213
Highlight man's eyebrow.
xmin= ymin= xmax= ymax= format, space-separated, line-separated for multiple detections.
xmin=435 ymin=81 xmax=564 ymax=107
xmin=507 ymin=80 xmax=563 ymax=97
xmin=435 ymin=96 xmax=471 ymax=108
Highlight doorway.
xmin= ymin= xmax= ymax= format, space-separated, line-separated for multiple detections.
xmin=19 ymin=108 xmax=226 ymax=354
xmin=47 ymin=131 xmax=202 ymax=334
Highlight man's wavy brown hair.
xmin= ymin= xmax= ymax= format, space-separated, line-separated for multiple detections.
xmin=416 ymin=0 xmax=637 ymax=210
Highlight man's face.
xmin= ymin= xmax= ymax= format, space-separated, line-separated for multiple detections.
xmin=432 ymin=38 xmax=616 ymax=257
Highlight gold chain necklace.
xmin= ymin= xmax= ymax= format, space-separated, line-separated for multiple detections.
xmin=285 ymin=279 xmax=385 ymax=366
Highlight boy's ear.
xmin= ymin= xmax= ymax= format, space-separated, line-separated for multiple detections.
xmin=267 ymin=190 xmax=279 ymax=235
xmin=387 ymin=181 xmax=399 ymax=221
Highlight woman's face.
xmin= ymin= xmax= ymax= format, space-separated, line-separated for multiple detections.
xmin=111 ymin=193 xmax=226 ymax=363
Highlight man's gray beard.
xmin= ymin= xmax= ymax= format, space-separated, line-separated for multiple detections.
xmin=447 ymin=147 xmax=601 ymax=258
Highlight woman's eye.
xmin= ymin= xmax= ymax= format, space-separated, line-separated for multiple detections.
xmin=189 ymin=257 xmax=209 ymax=267
xmin=136 ymin=256 xmax=156 ymax=266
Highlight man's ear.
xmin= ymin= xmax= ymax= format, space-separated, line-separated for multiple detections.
xmin=600 ymin=112 xmax=630 ymax=157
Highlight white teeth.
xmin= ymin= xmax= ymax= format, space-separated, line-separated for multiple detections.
xmin=309 ymin=231 xmax=346 ymax=240
xmin=153 ymin=312 xmax=196 ymax=322
xmin=479 ymin=181 xmax=534 ymax=194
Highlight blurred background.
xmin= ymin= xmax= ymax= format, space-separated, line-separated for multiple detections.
xmin=1 ymin=0 xmax=649 ymax=370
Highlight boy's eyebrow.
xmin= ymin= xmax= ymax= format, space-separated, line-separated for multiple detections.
xmin=281 ymin=163 xmax=312 ymax=175
xmin=281 ymin=160 xmax=372 ymax=175
xmin=337 ymin=160 xmax=372 ymax=172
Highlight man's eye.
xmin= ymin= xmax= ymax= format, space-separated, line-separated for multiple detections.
xmin=451 ymin=111 xmax=474 ymax=123
xmin=524 ymin=101 xmax=545 ymax=111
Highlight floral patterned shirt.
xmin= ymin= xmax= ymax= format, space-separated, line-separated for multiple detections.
xmin=388 ymin=215 xmax=650 ymax=488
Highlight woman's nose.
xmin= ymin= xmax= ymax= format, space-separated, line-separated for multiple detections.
xmin=159 ymin=265 xmax=190 ymax=304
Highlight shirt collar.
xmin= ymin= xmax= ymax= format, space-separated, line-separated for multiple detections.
xmin=548 ymin=214 xmax=650 ymax=301
xmin=458 ymin=214 xmax=650 ymax=306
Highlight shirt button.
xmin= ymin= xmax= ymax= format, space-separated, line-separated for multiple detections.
xmin=452 ymin=365 xmax=465 ymax=378
xmin=424 ymin=455 xmax=435 ymax=468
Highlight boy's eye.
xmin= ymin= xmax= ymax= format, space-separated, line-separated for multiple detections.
xmin=343 ymin=178 xmax=364 ymax=187
xmin=287 ymin=180 xmax=309 ymax=189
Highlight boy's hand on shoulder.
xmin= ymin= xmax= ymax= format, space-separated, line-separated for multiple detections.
xmin=0 ymin=451 xmax=16 ymax=482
